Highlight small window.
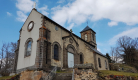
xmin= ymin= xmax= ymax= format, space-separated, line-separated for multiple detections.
xmin=55 ymin=26 xmax=58 ymax=31
xmin=54 ymin=44 xmax=58 ymax=60
xmin=85 ymin=34 xmax=87 ymax=41
xmin=92 ymin=34 xmax=94 ymax=41
xmin=98 ymin=58 xmax=101 ymax=68
xmin=105 ymin=60 xmax=107 ymax=69
xmin=80 ymin=54 xmax=83 ymax=64
xmin=26 ymin=41 xmax=32 ymax=56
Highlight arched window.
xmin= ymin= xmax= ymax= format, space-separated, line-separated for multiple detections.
xmin=54 ymin=44 xmax=58 ymax=60
xmin=80 ymin=54 xmax=83 ymax=64
xmin=92 ymin=34 xmax=94 ymax=41
xmin=98 ymin=58 xmax=101 ymax=68
xmin=105 ymin=60 xmax=107 ymax=69
xmin=25 ymin=38 xmax=33 ymax=57
xmin=26 ymin=41 xmax=32 ymax=57
xmin=85 ymin=34 xmax=87 ymax=41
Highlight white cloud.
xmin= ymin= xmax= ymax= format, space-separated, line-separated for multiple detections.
xmin=109 ymin=27 xmax=138 ymax=45
xmin=108 ymin=21 xmax=118 ymax=27
xmin=97 ymin=42 xmax=103 ymax=46
xmin=16 ymin=0 xmax=33 ymax=22
xmin=7 ymin=12 xmax=12 ymax=16
xmin=51 ymin=5 xmax=61 ymax=11
xmin=67 ymin=23 xmax=74 ymax=30
xmin=111 ymin=56 xmax=123 ymax=63
xmin=38 ymin=5 xmax=49 ymax=16
xmin=35 ymin=0 xmax=39 ymax=3
xmin=52 ymin=0 xmax=138 ymax=27
xmin=16 ymin=11 xmax=27 ymax=22
xmin=16 ymin=0 xmax=49 ymax=22
xmin=16 ymin=0 xmax=34 ymax=13
xmin=97 ymin=48 xmax=101 ymax=52
xmin=57 ymin=0 xmax=65 ymax=3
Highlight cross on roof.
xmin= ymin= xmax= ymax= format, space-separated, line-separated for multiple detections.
xmin=34 ymin=1 xmax=36 ymax=8
xmin=70 ymin=29 xmax=73 ymax=33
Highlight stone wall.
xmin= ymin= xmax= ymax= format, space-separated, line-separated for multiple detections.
xmin=74 ymin=68 xmax=97 ymax=80
xmin=19 ymin=70 xmax=48 ymax=80
xmin=44 ymin=20 xmax=96 ymax=68
xmin=100 ymin=75 xmax=138 ymax=80
xmin=16 ymin=9 xmax=109 ymax=73
xmin=96 ymin=54 xmax=109 ymax=70
xmin=44 ymin=19 xmax=108 ymax=70
xmin=81 ymin=30 xmax=97 ymax=49
xmin=45 ymin=20 xmax=64 ymax=67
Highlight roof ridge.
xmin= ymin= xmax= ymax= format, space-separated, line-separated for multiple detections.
xmin=80 ymin=25 xmax=96 ymax=33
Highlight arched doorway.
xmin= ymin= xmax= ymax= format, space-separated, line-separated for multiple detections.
xmin=68 ymin=52 xmax=74 ymax=68
xmin=67 ymin=45 xmax=75 ymax=68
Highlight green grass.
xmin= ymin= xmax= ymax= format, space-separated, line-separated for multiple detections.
xmin=99 ymin=70 xmax=138 ymax=77
xmin=0 ymin=75 xmax=16 ymax=80
xmin=117 ymin=63 xmax=134 ymax=68
xmin=110 ymin=63 xmax=138 ymax=72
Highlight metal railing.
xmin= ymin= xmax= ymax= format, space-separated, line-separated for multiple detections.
xmin=44 ymin=66 xmax=57 ymax=80
xmin=72 ymin=69 xmax=74 ymax=80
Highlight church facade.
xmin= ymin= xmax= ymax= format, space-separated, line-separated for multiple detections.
xmin=13 ymin=9 xmax=109 ymax=73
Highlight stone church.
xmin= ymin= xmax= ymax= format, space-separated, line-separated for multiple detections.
xmin=13 ymin=8 xmax=109 ymax=73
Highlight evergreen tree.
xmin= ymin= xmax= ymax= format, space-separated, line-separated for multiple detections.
xmin=106 ymin=53 xmax=112 ymax=63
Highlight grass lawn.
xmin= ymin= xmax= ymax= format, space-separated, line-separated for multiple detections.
xmin=112 ymin=63 xmax=137 ymax=71
xmin=0 ymin=75 xmax=16 ymax=80
xmin=99 ymin=70 xmax=138 ymax=77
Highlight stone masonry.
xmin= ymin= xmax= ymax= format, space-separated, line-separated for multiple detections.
xmin=74 ymin=68 xmax=97 ymax=80
xmin=19 ymin=70 xmax=48 ymax=80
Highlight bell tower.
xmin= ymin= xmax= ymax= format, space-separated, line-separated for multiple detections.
xmin=80 ymin=26 xmax=97 ymax=49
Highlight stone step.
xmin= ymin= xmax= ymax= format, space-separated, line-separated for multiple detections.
xmin=61 ymin=68 xmax=73 ymax=72
xmin=52 ymin=73 xmax=72 ymax=80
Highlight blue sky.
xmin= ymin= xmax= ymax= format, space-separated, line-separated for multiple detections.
xmin=0 ymin=0 xmax=138 ymax=55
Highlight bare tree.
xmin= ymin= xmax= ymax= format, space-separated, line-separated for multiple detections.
xmin=110 ymin=47 xmax=115 ymax=62
xmin=0 ymin=43 xmax=5 ymax=71
xmin=110 ymin=36 xmax=138 ymax=69
xmin=117 ymin=36 xmax=138 ymax=64
xmin=110 ymin=47 xmax=122 ymax=63
xmin=0 ymin=42 xmax=17 ymax=76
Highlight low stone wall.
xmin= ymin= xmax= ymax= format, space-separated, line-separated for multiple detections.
xmin=74 ymin=68 xmax=97 ymax=80
xmin=19 ymin=70 xmax=48 ymax=80
xmin=74 ymin=63 xmax=94 ymax=69
xmin=100 ymin=75 xmax=138 ymax=80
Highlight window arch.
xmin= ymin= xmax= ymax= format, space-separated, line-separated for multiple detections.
xmin=54 ymin=44 xmax=59 ymax=60
xmin=52 ymin=42 xmax=61 ymax=61
xmin=92 ymin=34 xmax=94 ymax=41
xmin=85 ymin=34 xmax=87 ymax=41
xmin=105 ymin=60 xmax=107 ymax=69
xmin=80 ymin=54 xmax=83 ymax=64
xmin=25 ymin=38 xmax=33 ymax=57
xmin=98 ymin=58 xmax=101 ymax=68
xmin=67 ymin=44 xmax=76 ymax=54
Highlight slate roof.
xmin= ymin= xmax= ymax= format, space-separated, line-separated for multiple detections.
xmin=90 ymin=46 xmax=106 ymax=58
xmin=80 ymin=26 xmax=96 ymax=33
xmin=85 ymin=44 xmax=106 ymax=58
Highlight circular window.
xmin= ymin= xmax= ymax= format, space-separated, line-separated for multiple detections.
xmin=55 ymin=26 xmax=58 ymax=31
xmin=27 ymin=21 xmax=34 ymax=32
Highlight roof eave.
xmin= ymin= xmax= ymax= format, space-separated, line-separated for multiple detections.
xmin=80 ymin=29 xmax=96 ymax=33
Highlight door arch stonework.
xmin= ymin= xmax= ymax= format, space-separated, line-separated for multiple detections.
xmin=63 ymin=44 xmax=79 ymax=68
